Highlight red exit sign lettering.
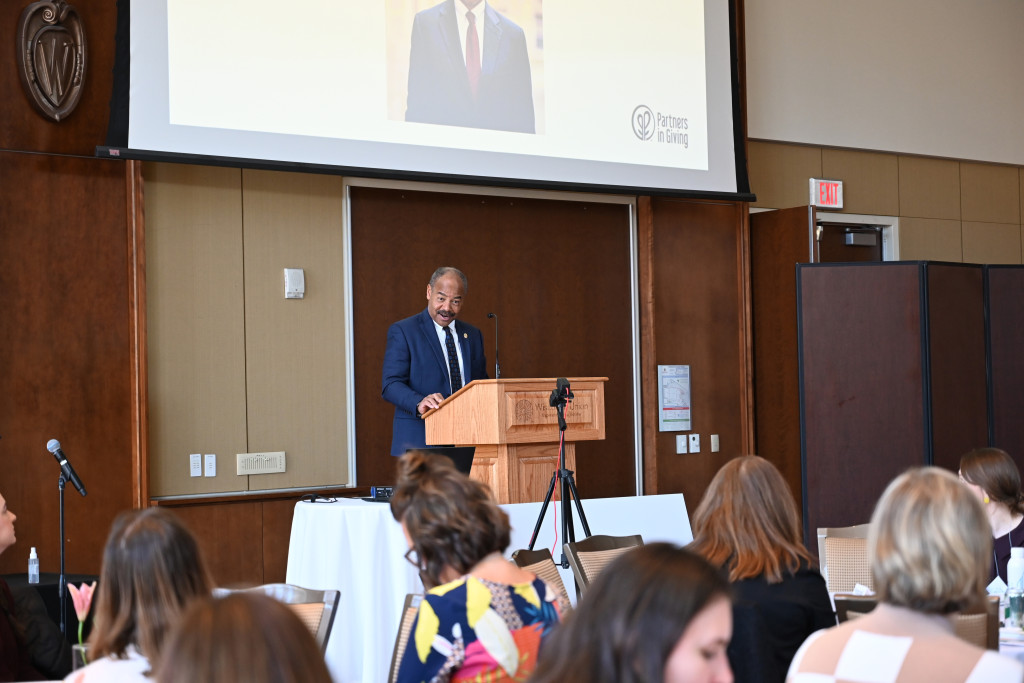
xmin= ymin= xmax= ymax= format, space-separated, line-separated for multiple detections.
xmin=810 ymin=178 xmax=844 ymax=209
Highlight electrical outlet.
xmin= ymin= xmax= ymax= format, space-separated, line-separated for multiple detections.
xmin=675 ymin=435 xmax=688 ymax=454
xmin=189 ymin=453 xmax=202 ymax=477
xmin=689 ymin=434 xmax=700 ymax=453
xmin=204 ymin=454 xmax=216 ymax=477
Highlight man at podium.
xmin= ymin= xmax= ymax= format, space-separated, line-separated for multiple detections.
xmin=382 ymin=267 xmax=488 ymax=455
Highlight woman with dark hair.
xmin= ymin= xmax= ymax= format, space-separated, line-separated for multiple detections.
xmin=390 ymin=451 xmax=564 ymax=683
xmin=65 ymin=508 xmax=213 ymax=682
xmin=0 ymin=492 xmax=47 ymax=681
xmin=530 ymin=543 xmax=733 ymax=683
xmin=959 ymin=447 xmax=1024 ymax=585
xmin=156 ymin=592 xmax=332 ymax=683
xmin=689 ymin=456 xmax=834 ymax=683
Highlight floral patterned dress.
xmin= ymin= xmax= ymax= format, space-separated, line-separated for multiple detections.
xmin=396 ymin=575 xmax=564 ymax=683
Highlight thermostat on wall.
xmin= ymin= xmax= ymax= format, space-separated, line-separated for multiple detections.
xmin=284 ymin=268 xmax=305 ymax=299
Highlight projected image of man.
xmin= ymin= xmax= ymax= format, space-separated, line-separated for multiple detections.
xmin=406 ymin=0 xmax=535 ymax=134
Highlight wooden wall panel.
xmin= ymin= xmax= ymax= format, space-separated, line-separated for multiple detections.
xmin=750 ymin=207 xmax=813 ymax=503
xmin=821 ymin=149 xmax=899 ymax=216
xmin=898 ymin=217 xmax=962 ymax=262
xmin=349 ymin=187 xmax=636 ymax=499
xmin=162 ymin=501 xmax=264 ymax=588
xmin=0 ymin=152 xmax=133 ymax=574
xmin=961 ymin=163 xmax=1020 ymax=225
xmin=898 ymin=156 xmax=961 ymax=220
xmin=647 ymin=198 xmax=751 ymax=513
xmin=0 ymin=0 xmax=116 ymax=155
xmin=925 ymin=264 xmax=988 ymax=471
xmin=987 ymin=267 xmax=1024 ymax=462
xmin=798 ymin=264 xmax=928 ymax=537
xmin=145 ymin=163 xmax=249 ymax=496
xmin=241 ymin=170 xmax=350 ymax=490
xmin=747 ymin=141 xmax=822 ymax=209
xmin=961 ymin=222 xmax=1022 ymax=265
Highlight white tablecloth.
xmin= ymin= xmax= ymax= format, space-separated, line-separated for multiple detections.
xmin=287 ymin=494 xmax=691 ymax=683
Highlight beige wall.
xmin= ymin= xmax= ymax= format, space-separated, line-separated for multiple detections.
xmin=145 ymin=163 xmax=351 ymax=497
xmin=748 ymin=141 xmax=1024 ymax=264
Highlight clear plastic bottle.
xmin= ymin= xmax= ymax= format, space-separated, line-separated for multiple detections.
xmin=1009 ymin=547 xmax=1024 ymax=591
xmin=28 ymin=547 xmax=39 ymax=584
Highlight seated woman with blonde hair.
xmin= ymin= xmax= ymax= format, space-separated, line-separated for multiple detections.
xmin=156 ymin=592 xmax=332 ymax=683
xmin=688 ymin=456 xmax=834 ymax=683
xmin=787 ymin=467 xmax=1024 ymax=682
xmin=65 ymin=508 xmax=213 ymax=683
xmin=390 ymin=451 xmax=565 ymax=683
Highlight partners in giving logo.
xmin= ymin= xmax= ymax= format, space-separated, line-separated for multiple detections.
xmin=632 ymin=105 xmax=689 ymax=147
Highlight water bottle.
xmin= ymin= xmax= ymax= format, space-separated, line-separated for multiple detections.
xmin=1008 ymin=547 xmax=1024 ymax=591
xmin=28 ymin=547 xmax=39 ymax=584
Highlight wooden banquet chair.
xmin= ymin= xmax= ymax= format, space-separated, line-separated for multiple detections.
xmin=512 ymin=547 xmax=572 ymax=610
xmin=563 ymin=534 xmax=644 ymax=594
xmin=389 ymin=593 xmax=424 ymax=683
xmin=835 ymin=593 xmax=999 ymax=651
xmin=213 ymin=583 xmax=339 ymax=653
xmin=817 ymin=524 xmax=872 ymax=593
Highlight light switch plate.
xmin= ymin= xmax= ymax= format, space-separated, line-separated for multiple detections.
xmin=189 ymin=453 xmax=202 ymax=477
xmin=711 ymin=434 xmax=720 ymax=453
xmin=204 ymin=454 xmax=216 ymax=477
xmin=689 ymin=434 xmax=700 ymax=453
xmin=675 ymin=435 xmax=688 ymax=454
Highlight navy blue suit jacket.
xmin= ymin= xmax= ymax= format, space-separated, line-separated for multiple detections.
xmin=382 ymin=309 xmax=488 ymax=455
xmin=406 ymin=0 xmax=535 ymax=133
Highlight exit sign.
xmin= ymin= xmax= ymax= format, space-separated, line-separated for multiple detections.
xmin=810 ymin=178 xmax=844 ymax=209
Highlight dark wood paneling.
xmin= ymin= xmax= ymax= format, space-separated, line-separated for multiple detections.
xmin=987 ymin=266 xmax=1024 ymax=462
xmin=167 ymin=502 xmax=264 ymax=588
xmin=798 ymin=263 xmax=928 ymax=537
xmin=0 ymin=151 xmax=133 ymax=574
xmin=648 ymin=198 xmax=751 ymax=513
xmin=262 ymin=498 xmax=299 ymax=584
xmin=0 ymin=0 xmax=117 ymax=155
xmin=350 ymin=187 xmax=635 ymax=499
xmin=750 ymin=207 xmax=814 ymax=504
xmin=926 ymin=264 xmax=987 ymax=471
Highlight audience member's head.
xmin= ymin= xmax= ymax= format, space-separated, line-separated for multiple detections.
xmin=959 ymin=447 xmax=1024 ymax=517
xmin=871 ymin=467 xmax=990 ymax=614
xmin=0 ymin=491 xmax=17 ymax=556
xmin=390 ymin=450 xmax=509 ymax=586
xmin=531 ymin=543 xmax=733 ymax=683
xmin=156 ymin=592 xmax=332 ymax=683
xmin=88 ymin=508 xmax=213 ymax=664
xmin=689 ymin=455 xmax=813 ymax=583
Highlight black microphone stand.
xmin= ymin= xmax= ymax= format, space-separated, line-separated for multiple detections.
xmin=487 ymin=312 xmax=500 ymax=378
xmin=527 ymin=380 xmax=591 ymax=571
xmin=57 ymin=472 xmax=67 ymax=635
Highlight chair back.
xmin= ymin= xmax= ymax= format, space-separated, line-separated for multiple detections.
xmin=953 ymin=595 xmax=1000 ymax=650
xmin=817 ymin=524 xmax=872 ymax=593
xmin=835 ymin=593 xmax=999 ymax=651
xmin=213 ymin=583 xmax=339 ymax=653
xmin=389 ymin=593 xmax=424 ymax=683
xmin=563 ymin=534 xmax=643 ymax=594
xmin=511 ymin=547 xmax=572 ymax=611
xmin=833 ymin=593 xmax=877 ymax=622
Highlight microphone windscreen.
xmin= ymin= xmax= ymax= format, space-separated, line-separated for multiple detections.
xmin=46 ymin=438 xmax=61 ymax=454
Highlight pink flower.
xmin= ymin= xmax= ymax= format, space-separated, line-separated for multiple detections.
xmin=68 ymin=581 xmax=96 ymax=623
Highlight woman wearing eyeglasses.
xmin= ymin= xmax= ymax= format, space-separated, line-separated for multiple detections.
xmin=390 ymin=451 xmax=565 ymax=683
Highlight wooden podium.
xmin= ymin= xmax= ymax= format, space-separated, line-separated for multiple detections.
xmin=423 ymin=378 xmax=607 ymax=504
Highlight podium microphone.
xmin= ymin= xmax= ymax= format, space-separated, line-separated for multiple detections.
xmin=46 ymin=439 xmax=87 ymax=496
xmin=487 ymin=312 xmax=501 ymax=378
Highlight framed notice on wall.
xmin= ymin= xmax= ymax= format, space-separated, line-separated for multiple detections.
xmin=658 ymin=365 xmax=691 ymax=431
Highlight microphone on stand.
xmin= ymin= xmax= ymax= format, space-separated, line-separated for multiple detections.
xmin=46 ymin=439 xmax=87 ymax=496
xmin=486 ymin=312 xmax=501 ymax=378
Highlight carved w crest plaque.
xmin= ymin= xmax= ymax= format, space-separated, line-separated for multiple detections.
xmin=17 ymin=0 xmax=87 ymax=122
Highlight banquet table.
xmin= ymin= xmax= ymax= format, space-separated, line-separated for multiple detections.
xmin=286 ymin=493 xmax=691 ymax=683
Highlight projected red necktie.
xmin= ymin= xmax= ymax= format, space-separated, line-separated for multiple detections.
xmin=466 ymin=11 xmax=480 ymax=98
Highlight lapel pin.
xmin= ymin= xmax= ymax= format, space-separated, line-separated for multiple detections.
xmin=463 ymin=333 xmax=468 ymax=339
